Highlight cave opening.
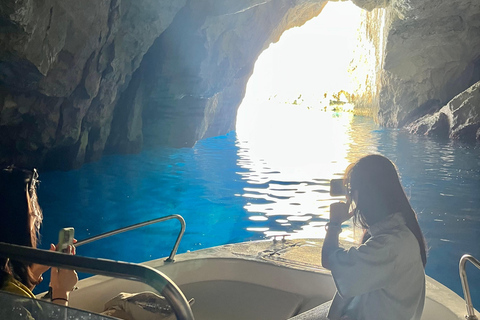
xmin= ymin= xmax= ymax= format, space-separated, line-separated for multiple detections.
xmin=236 ymin=1 xmax=364 ymax=157
xmin=232 ymin=2 xmax=367 ymax=227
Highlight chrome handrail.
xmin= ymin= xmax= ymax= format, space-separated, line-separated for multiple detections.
xmin=75 ymin=214 xmax=185 ymax=262
xmin=0 ymin=242 xmax=195 ymax=320
xmin=459 ymin=254 xmax=480 ymax=320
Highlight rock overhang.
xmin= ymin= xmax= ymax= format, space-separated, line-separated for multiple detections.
xmin=0 ymin=0 xmax=479 ymax=170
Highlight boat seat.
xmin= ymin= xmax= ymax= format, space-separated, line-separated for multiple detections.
xmin=287 ymin=301 xmax=331 ymax=320
xmin=179 ymin=280 xmax=304 ymax=320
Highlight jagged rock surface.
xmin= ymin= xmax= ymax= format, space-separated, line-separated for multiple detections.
xmin=139 ymin=0 xmax=328 ymax=148
xmin=0 ymin=0 xmax=326 ymax=169
xmin=0 ymin=0 xmax=479 ymax=170
xmin=0 ymin=0 xmax=186 ymax=169
xmin=406 ymin=81 xmax=480 ymax=142
xmin=380 ymin=0 xmax=480 ymax=127
xmin=350 ymin=0 xmax=480 ymax=126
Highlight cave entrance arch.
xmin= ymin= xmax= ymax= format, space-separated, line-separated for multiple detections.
xmin=232 ymin=2 xmax=370 ymax=237
xmin=235 ymin=1 xmax=363 ymax=169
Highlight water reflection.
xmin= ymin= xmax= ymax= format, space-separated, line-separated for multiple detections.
xmin=236 ymin=103 xmax=480 ymax=257
xmin=236 ymin=103 xmax=378 ymax=240
xmin=236 ymin=106 xmax=480 ymax=304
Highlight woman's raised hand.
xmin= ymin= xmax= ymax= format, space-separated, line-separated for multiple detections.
xmin=50 ymin=262 xmax=78 ymax=306
xmin=30 ymin=239 xmax=78 ymax=285
xmin=329 ymin=202 xmax=353 ymax=224
xmin=49 ymin=241 xmax=78 ymax=305
xmin=29 ymin=243 xmax=57 ymax=288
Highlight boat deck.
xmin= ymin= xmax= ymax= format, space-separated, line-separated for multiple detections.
xmin=147 ymin=238 xmax=330 ymax=272
xmin=68 ymin=238 xmax=472 ymax=320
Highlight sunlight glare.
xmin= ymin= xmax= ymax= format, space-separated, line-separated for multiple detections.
xmin=237 ymin=1 xmax=363 ymax=112
xmin=235 ymin=2 xmax=364 ymax=240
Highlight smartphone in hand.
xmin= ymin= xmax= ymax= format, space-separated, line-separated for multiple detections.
xmin=330 ymin=179 xmax=347 ymax=197
xmin=57 ymin=227 xmax=74 ymax=253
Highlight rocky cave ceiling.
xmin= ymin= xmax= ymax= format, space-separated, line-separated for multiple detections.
xmin=0 ymin=0 xmax=479 ymax=170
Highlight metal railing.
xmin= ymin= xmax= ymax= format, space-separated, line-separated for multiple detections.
xmin=459 ymin=254 xmax=480 ymax=320
xmin=75 ymin=214 xmax=185 ymax=262
xmin=0 ymin=242 xmax=195 ymax=320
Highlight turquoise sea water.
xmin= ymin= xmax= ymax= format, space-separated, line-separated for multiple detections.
xmin=35 ymin=111 xmax=480 ymax=310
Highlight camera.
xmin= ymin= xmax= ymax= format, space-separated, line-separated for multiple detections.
xmin=330 ymin=179 xmax=347 ymax=197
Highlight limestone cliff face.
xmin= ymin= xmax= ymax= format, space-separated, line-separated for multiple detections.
xmin=136 ymin=0 xmax=328 ymax=149
xmin=406 ymin=81 xmax=480 ymax=142
xmin=0 ymin=0 xmax=186 ymax=169
xmin=351 ymin=0 xmax=480 ymax=138
xmin=0 ymin=0 xmax=479 ymax=170
xmin=0 ymin=0 xmax=326 ymax=169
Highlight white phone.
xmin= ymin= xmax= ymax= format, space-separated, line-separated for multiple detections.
xmin=57 ymin=227 xmax=74 ymax=253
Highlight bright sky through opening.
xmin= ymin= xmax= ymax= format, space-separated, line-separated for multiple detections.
xmin=237 ymin=1 xmax=363 ymax=109
xmin=235 ymin=2 xmax=364 ymax=240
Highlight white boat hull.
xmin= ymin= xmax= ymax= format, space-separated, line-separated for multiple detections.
xmin=65 ymin=239 xmax=473 ymax=320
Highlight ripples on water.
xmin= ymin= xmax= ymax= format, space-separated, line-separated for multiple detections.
xmin=37 ymin=106 xmax=479 ymax=307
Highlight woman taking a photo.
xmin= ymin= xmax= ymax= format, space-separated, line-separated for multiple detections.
xmin=293 ymin=154 xmax=427 ymax=320
xmin=0 ymin=166 xmax=78 ymax=306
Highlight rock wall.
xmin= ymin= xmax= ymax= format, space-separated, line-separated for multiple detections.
xmin=0 ymin=0 xmax=187 ymax=169
xmin=406 ymin=80 xmax=480 ymax=142
xmin=349 ymin=6 xmax=388 ymax=117
xmin=131 ymin=1 xmax=329 ymax=149
xmin=0 ymin=0 xmax=326 ymax=169
xmin=1 ymin=0 xmax=479 ymax=170
xmin=351 ymin=0 xmax=480 ymax=137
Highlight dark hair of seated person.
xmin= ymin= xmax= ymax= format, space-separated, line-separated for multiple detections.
xmin=344 ymin=154 xmax=427 ymax=267
xmin=0 ymin=165 xmax=43 ymax=289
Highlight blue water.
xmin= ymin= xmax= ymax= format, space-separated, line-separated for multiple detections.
xmin=34 ymin=112 xmax=480 ymax=310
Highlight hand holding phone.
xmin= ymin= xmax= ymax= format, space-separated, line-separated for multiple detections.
xmin=330 ymin=202 xmax=352 ymax=224
xmin=49 ymin=227 xmax=78 ymax=304
xmin=32 ymin=228 xmax=74 ymax=291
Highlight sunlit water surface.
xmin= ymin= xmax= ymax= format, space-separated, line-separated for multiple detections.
xmin=36 ymin=107 xmax=480 ymax=309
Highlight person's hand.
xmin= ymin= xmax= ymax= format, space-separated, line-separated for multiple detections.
xmin=329 ymin=202 xmax=352 ymax=224
xmin=52 ymin=239 xmax=77 ymax=255
xmin=30 ymin=244 xmax=56 ymax=287
xmin=50 ymin=267 xmax=78 ymax=305
xmin=51 ymin=267 xmax=78 ymax=293
xmin=31 ymin=238 xmax=77 ymax=282
xmin=49 ymin=240 xmax=78 ymax=305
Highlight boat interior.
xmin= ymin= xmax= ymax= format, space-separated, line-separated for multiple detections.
xmin=68 ymin=240 xmax=476 ymax=320
xmin=0 ymin=214 xmax=478 ymax=320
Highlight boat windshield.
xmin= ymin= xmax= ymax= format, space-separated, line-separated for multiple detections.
xmin=0 ymin=291 xmax=114 ymax=320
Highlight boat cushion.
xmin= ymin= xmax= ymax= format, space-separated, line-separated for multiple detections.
xmin=102 ymin=291 xmax=193 ymax=320
xmin=180 ymin=280 xmax=304 ymax=320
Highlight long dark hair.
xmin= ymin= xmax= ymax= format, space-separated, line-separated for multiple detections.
xmin=0 ymin=165 xmax=43 ymax=288
xmin=345 ymin=155 xmax=427 ymax=267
